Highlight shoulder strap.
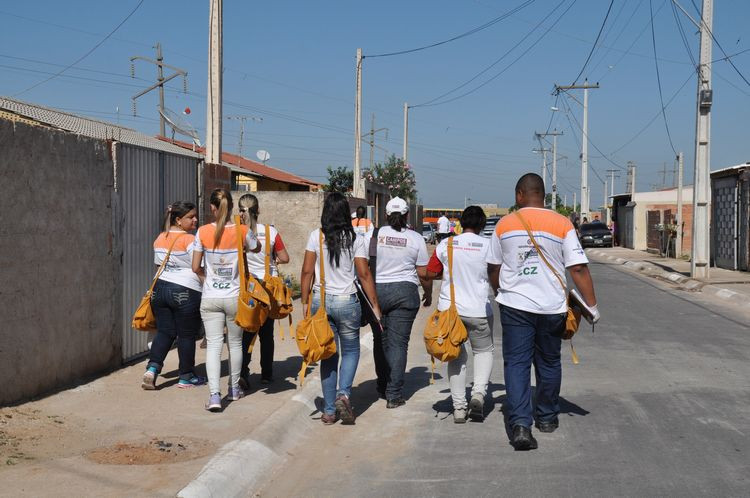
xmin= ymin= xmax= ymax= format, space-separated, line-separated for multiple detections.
xmin=514 ymin=211 xmax=567 ymax=291
xmin=150 ymin=233 xmax=184 ymax=293
xmin=234 ymin=215 xmax=249 ymax=286
xmin=264 ymin=224 xmax=271 ymax=278
xmin=318 ymin=229 xmax=326 ymax=307
xmin=447 ymin=236 xmax=456 ymax=305
xmin=368 ymin=227 xmax=379 ymax=275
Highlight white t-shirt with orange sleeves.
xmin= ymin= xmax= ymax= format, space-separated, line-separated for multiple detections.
xmin=364 ymin=226 xmax=429 ymax=286
xmin=352 ymin=217 xmax=374 ymax=236
xmin=426 ymin=232 xmax=493 ymax=318
xmin=246 ymin=224 xmax=286 ymax=280
xmin=193 ymin=223 xmax=260 ymax=299
xmin=305 ymin=228 xmax=367 ymax=295
xmin=153 ymin=230 xmax=202 ymax=292
xmin=487 ymin=207 xmax=588 ymax=314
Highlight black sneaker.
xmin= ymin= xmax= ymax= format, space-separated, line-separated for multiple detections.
xmin=535 ymin=419 xmax=559 ymax=433
xmin=386 ymin=397 xmax=406 ymax=409
xmin=510 ymin=425 xmax=538 ymax=451
xmin=468 ymin=394 xmax=484 ymax=421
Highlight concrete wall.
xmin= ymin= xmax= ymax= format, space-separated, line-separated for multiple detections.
xmin=633 ymin=187 xmax=694 ymax=251
xmin=0 ymin=120 xmax=121 ymax=405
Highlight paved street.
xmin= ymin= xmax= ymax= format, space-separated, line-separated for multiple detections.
xmin=259 ymin=256 xmax=750 ymax=497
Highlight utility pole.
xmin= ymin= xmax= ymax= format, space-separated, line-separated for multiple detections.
xmin=603 ymin=179 xmax=608 ymax=224
xmin=555 ymin=81 xmax=600 ymax=220
xmin=130 ymin=43 xmax=187 ymax=136
xmin=536 ymin=130 xmax=563 ymax=210
xmin=573 ymin=192 xmax=577 ymax=216
xmin=206 ymin=0 xmax=223 ymax=165
xmin=403 ymin=102 xmax=409 ymax=165
xmin=626 ymin=161 xmax=637 ymax=194
xmin=226 ymin=115 xmax=262 ymax=157
xmin=532 ymin=146 xmax=551 ymax=194
xmin=691 ymin=0 xmax=713 ymax=279
xmin=353 ymin=48 xmax=363 ymax=198
xmin=365 ymin=113 xmax=389 ymax=169
xmin=606 ymin=169 xmax=619 ymax=197
xmin=676 ymin=151 xmax=684 ymax=258
xmin=564 ymin=194 xmax=568 ymax=208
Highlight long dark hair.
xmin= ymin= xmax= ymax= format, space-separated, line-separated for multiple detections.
xmin=321 ymin=192 xmax=355 ymax=267
xmin=388 ymin=212 xmax=408 ymax=231
xmin=163 ymin=201 xmax=196 ymax=237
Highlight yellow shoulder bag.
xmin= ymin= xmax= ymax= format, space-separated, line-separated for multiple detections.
xmin=234 ymin=216 xmax=271 ymax=331
xmin=132 ymin=234 xmax=184 ymax=332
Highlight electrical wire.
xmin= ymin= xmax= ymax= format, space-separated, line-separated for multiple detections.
xmin=570 ymin=0 xmax=615 ymax=85
xmin=364 ymin=0 xmax=535 ymax=58
xmin=649 ymin=0 xmax=678 ymax=155
xmin=560 ymin=93 xmax=625 ymax=172
xmin=12 ymin=0 xmax=145 ymax=97
xmin=670 ymin=0 xmax=697 ymax=67
xmin=588 ymin=0 xmax=646 ymax=76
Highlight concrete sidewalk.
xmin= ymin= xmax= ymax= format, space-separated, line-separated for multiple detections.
xmin=585 ymin=247 xmax=750 ymax=307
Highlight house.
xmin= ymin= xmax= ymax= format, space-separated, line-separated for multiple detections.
xmin=711 ymin=162 xmax=750 ymax=271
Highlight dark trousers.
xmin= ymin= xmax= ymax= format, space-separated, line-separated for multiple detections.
xmin=436 ymin=233 xmax=450 ymax=243
xmin=500 ymin=304 xmax=566 ymax=428
xmin=241 ymin=318 xmax=275 ymax=380
xmin=374 ymin=281 xmax=420 ymax=400
xmin=148 ymin=280 xmax=201 ymax=380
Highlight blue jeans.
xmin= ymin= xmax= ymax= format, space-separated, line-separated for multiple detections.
xmin=374 ymin=282 xmax=420 ymax=400
xmin=149 ymin=280 xmax=202 ymax=380
xmin=500 ymin=305 xmax=566 ymax=428
xmin=311 ymin=292 xmax=362 ymax=416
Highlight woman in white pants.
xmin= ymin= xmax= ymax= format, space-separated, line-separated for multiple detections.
xmin=192 ymin=188 xmax=260 ymax=411
xmin=425 ymin=206 xmax=494 ymax=423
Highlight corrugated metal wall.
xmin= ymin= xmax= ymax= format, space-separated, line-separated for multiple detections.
xmin=712 ymin=176 xmax=737 ymax=270
xmin=120 ymin=144 xmax=199 ymax=361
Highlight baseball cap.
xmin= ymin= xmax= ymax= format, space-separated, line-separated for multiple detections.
xmin=351 ymin=211 xmax=357 ymax=218
xmin=385 ymin=196 xmax=409 ymax=215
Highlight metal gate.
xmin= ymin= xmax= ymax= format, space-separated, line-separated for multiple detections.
xmin=120 ymin=144 xmax=199 ymax=361
xmin=618 ymin=203 xmax=635 ymax=249
xmin=740 ymin=177 xmax=750 ymax=271
xmin=712 ymin=176 xmax=737 ymax=270
xmin=647 ymin=210 xmax=661 ymax=250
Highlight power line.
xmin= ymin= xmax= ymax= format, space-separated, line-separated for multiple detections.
xmin=12 ymin=0 xmax=145 ymax=97
xmin=588 ymin=0 xmax=646 ymax=76
xmin=570 ymin=0 xmax=615 ymax=85
xmin=649 ymin=0 xmax=677 ymax=155
xmin=412 ymin=0 xmax=577 ymax=108
xmin=670 ymin=0 xmax=696 ymax=67
xmin=364 ymin=0 xmax=535 ymax=58
xmin=560 ymin=93 xmax=625 ymax=171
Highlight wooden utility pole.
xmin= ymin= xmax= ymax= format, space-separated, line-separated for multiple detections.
xmin=206 ymin=0 xmax=223 ymax=165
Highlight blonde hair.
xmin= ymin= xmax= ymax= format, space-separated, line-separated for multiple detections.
xmin=162 ymin=201 xmax=196 ymax=237
xmin=210 ymin=188 xmax=233 ymax=247
xmin=238 ymin=193 xmax=259 ymax=234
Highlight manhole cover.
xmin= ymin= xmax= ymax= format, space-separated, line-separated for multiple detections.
xmin=86 ymin=436 xmax=215 ymax=465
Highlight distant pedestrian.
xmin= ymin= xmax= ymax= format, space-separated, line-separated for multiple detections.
xmin=488 ymin=173 xmax=599 ymax=451
xmin=192 ymin=189 xmax=261 ymax=412
xmin=352 ymin=205 xmax=374 ymax=236
xmin=436 ymin=212 xmax=451 ymax=242
xmin=365 ymin=197 xmax=431 ymax=408
xmin=300 ymin=192 xmax=381 ymax=425
xmin=425 ymin=206 xmax=494 ymax=423
xmin=237 ymin=193 xmax=290 ymax=390
xmin=141 ymin=201 xmax=207 ymax=390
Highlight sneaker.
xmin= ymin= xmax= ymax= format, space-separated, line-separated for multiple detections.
xmin=535 ymin=419 xmax=559 ymax=433
xmin=386 ymin=397 xmax=406 ymax=409
xmin=260 ymin=376 xmax=273 ymax=385
xmin=334 ymin=395 xmax=356 ymax=425
xmin=321 ymin=413 xmax=338 ymax=425
xmin=205 ymin=393 xmax=222 ymax=412
xmin=453 ymin=408 xmax=467 ymax=424
xmin=238 ymin=374 xmax=251 ymax=391
xmin=510 ymin=425 xmax=538 ymax=451
xmin=468 ymin=394 xmax=485 ymax=421
xmin=177 ymin=375 xmax=207 ymax=389
xmin=228 ymin=387 xmax=244 ymax=401
xmin=141 ymin=370 xmax=156 ymax=390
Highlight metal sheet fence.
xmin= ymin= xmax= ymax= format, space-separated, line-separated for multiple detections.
xmin=712 ymin=176 xmax=737 ymax=270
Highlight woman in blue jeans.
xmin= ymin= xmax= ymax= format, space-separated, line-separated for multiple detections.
xmin=141 ymin=201 xmax=206 ymax=390
xmin=300 ymin=192 xmax=381 ymax=425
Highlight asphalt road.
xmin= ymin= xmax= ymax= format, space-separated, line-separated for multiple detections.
xmin=259 ymin=259 xmax=750 ymax=498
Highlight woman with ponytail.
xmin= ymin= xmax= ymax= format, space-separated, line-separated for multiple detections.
xmin=192 ymin=189 xmax=261 ymax=412
xmin=300 ymin=192 xmax=381 ymax=425
xmin=141 ymin=201 xmax=206 ymax=390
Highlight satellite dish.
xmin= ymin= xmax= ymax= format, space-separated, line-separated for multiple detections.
xmin=256 ymin=150 xmax=270 ymax=163
xmin=159 ymin=107 xmax=201 ymax=147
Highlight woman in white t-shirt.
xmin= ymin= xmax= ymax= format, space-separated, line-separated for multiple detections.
xmin=237 ymin=193 xmax=290 ymax=389
xmin=425 ymin=206 xmax=494 ymax=423
xmin=141 ymin=201 xmax=207 ymax=390
xmin=192 ymin=189 xmax=261 ymax=412
xmin=300 ymin=192 xmax=381 ymax=425
xmin=364 ymin=197 xmax=431 ymax=408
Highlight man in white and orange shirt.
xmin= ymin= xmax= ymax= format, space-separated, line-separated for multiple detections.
xmin=488 ymin=173 xmax=599 ymax=451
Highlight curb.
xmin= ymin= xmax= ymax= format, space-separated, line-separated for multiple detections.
xmin=177 ymin=331 xmax=376 ymax=498
xmin=586 ymin=249 xmax=748 ymax=306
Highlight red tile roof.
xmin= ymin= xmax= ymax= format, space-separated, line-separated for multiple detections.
xmin=159 ymin=137 xmax=321 ymax=188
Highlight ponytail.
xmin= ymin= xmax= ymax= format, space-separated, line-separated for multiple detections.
xmin=162 ymin=201 xmax=197 ymax=239
xmin=209 ymin=188 xmax=233 ymax=247
xmin=238 ymin=193 xmax=259 ymax=234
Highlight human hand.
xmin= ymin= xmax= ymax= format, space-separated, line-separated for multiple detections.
xmin=588 ymin=304 xmax=600 ymax=324
xmin=422 ymin=291 xmax=432 ymax=307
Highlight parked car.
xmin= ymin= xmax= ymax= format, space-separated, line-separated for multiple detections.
xmin=579 ymin=221 xmax=614 ymax=247
xmin=422 ymin=223 xmax=437 ymax=244
xmin=482 ymin=216 xmax=502 ymax=238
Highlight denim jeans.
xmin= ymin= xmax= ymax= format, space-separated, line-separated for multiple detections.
xmin=374 ymin=282 xmax=420 ymax=401
xmin=241 ymin=318 xmax=275 ymax=380
xmin=311 ymin=292 xmax=362 ymax=416
xmin=148 ymin=280 xmax=201 ymax=380
xmin=200 ymin=297 xmax=244 ymax=395
xmin=500 ymin=305 xmax=566 ymax=428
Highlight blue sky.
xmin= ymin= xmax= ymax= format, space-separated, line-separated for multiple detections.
xmin=2 ymin=0 xmax=749 ymax=208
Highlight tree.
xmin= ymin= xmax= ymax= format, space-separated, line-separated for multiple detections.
xmin=323 ymin=166 xmax=353 ymax=193
xmin=364 ymin=154 xmax=417 ymax=201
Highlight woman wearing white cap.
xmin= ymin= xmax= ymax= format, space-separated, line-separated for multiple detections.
xmin=364 ymin=196 xmax=431 ymax=408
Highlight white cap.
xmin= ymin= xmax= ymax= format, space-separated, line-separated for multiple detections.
xmin=386 ymin=196 xmax=409 ymax=215
xmin=351 ymin=211 xmax=357 ymax=219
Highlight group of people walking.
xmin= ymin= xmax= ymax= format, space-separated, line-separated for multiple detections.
xmin=141 ymin=172 xmax=599 ymax=451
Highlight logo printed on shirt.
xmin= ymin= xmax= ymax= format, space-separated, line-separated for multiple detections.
xmin=383 ymin=236 xmax=407 ymax=248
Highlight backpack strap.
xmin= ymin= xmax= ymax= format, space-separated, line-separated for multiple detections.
xmin=234 ymin=215 xmax=249 ymax=287
xmin=447 ymin=235 xmax=456 ymax=307
xmin=264 ymin=224 xmax=272 ymax=280
xmin=368 ymin=227 xmax=379 ymax=276
xmin=149 ymin=233 xmax=184 ymax=294
xmin=318 ymin=229 xmax=326 ymax=308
